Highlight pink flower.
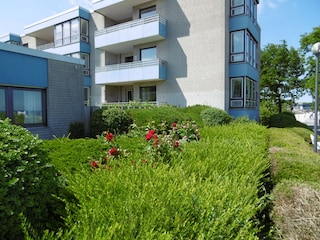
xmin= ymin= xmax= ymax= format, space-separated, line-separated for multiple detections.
xmin=106 ymin=133 xmax=114 ymax=141
xmin=90 ymin=161 xmax=99 ymax=168
xmin=109 ymin=147 xmax=119 ymax=156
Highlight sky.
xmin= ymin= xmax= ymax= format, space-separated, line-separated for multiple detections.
xmin=0 ymin=0 xmax=319 ymax=101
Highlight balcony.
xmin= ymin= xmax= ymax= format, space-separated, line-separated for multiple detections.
xmin=95 ymin=14 xmax=167 ymax=53
xmin=93 ymin=0 xmax=151 ymax=21
xmin=95 ymin=59 xmax=167 ymax=85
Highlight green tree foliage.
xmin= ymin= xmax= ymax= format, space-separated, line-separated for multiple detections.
xmin=300 ymin=26 xmax=320 ymax=95
xmin=260 ymin=41 xmax=305 ymax=113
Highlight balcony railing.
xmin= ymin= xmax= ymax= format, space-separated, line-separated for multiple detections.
xmin=95 ymin=14 xmax=166 ymax=37
xmin=95 ymin=59 xmax=167 ymax=85
xmin=95 ymin=14 xmax=167 ymax=52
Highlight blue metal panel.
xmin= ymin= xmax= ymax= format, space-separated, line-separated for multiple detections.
xmin=159 ymin=65 xmax=167 ymax=80
xmin=79 ymin=7 xmax=91 ymax=20
xmin=80 ymin=42 xmax=91 ymax=54
xmin=0 ymin=50 xmax=48 ymax=87
xmin=159 ymin=22 xmax=167 ymax=38
xmin=229 ymin=63 xmax=259 ymax=81
xmin=229 ymin=16 xmax=260 ymax=41
xmin=84 ymin=76 xmax=91 ymax=87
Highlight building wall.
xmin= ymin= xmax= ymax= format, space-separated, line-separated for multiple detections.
xmin=0 ymin=43 xmax=85 ymax=139
xmin=155 ymin=0 xmax=229 ymax=108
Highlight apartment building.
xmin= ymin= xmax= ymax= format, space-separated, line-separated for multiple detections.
xmin=1 ymin=0 xmax=260 ymax=120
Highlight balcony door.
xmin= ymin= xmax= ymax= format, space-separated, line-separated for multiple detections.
xmin=140 ymin=47 xmax=157 ymax=61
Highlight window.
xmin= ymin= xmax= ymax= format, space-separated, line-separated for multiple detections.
xmin=1 ymin=87 xmax=46 ymax=125
xmin=84 ymin=87 xmax=90 ymax=106
xmin=54 ymin=24 xmax=63 ymax=46
xmin=54 ymin=18 xmax=88 ymax=47
xmin=0 ymin=88 xmax=6 ymax=120
xmin=140 ymin=47 xmax=157 ymax=61
xmin=125 ymin=56 xmax=134 ymax=63
xmin=140 ymin=86 xmax=156 ymax=102
xmin=140 ymin=6 xmax=156 ymax=18
xmin=63 ymin=22 xmax=71 ymax=45
xmin=230 ymin=77 xmax=257 ymax=109
xmin=230 ymin=0 xmax=258 ymax=24
xmin=71 ymin=19 xmax=80 ymax=43
xmin=230 ymin=30 xmax=258 ymax=68
xmin=81 ymin=18 xmax=89 ymax=42
xmin=70 ymin=52 xmax=90 ymax=75
xmin=231 ymin=31 xmax=244 ymax=62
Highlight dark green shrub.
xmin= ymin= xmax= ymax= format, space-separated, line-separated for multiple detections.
xmin=68 ymin=121 xmax=85 ymax=139
xmin=268 ymin=112 xmax=309 ymax=128
xmin=200 ymin=107 xmax=233 ymax=126
xmin=127 ymin=105 xmax=189 ymax=127
xmin=0 ymin=119 xmax=70 ymax=239
xmin=89 ymin=108 xmax=106 ymax=138
xmin=260 ymin=100 xmax=278 ymax=126
xmin=102 ymin=108 xmax=133 ymax=134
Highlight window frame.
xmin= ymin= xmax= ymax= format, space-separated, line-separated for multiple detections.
xmin=0 ymin=87 xmax=47 ymax=126
xmin=230 ymin=77 xmax=257 ymax=109
xmin=140 ymin=46 xmax=157 ymax=61
xmin=140 ymin=86 xmax=156 ymax=102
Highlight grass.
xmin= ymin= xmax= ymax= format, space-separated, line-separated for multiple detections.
xmin=268 ymin=127 xmax=320 ymax=239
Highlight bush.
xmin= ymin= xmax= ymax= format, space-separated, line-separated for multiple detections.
xmin=0 ymin=119 xmax=70 ymax=239
xmin=200 ymin=107 xmax=233 ymax=126
xmin=68 ymin=121 xmax=85 ymax=139
xmin=102 ymin=108 xmax=133 ymax=134
xmin=127 ymin=105 xmax=190 ymax=127
xmin=89 ymin=108 xmax=106 ymax=138
xmin=268 ymin=112 xmax=309 ymax=129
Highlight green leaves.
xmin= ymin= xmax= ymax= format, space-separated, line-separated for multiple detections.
xmin=260 ymin=41 xmax=305 ymax=113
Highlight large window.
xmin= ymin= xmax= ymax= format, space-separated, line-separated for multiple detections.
xmin=140 ymin=6 xmax=156 ymax=18
xmin=54 ymin=18 xmax=89 ymax=47
xmin=140 ymin=86 xmax=156 ymax=102
xmin=230 ymin=77 xmax=257 ymax=109
xmin=140 ymin=47 xmax=157 ymax=61
xmin=230 ymin=30 xmax=258 ymax=68
xmin=0 ymin=87 xmax=46 ymax=125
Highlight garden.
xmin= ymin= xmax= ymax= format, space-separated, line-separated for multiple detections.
xmin=0 ymin=105 xmax=272 ymax=239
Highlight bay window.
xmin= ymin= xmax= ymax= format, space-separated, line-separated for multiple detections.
xmin=0 ymin=88 xmax=6 ymax=120
xmin=230 ymin=0 xmax=258 ymax=24
xmin=54 ymin=17 xmax=89 ymax=47
xmin=230 ymin=77 xmax=257 ymax=109
xmin=230 ymin=29 xmax=258 ymax=68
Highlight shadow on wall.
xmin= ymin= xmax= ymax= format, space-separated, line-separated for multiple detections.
xmin=157 ymin=0 xmax=190 ymax=107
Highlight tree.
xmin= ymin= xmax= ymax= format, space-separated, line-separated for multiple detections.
xmin=300 ymin=26 xmax=320 ymax=95
xmin=260 ymin=41 xmax=305 ymax=113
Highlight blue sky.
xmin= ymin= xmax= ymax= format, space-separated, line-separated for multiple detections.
xmin=0 ymin=0 xmax=319 ymax=102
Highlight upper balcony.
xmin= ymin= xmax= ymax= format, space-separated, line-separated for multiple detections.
xmin=93 ymin=0 xmax=151 ymax=21
xmin=95 ymin=58 xmax=167 ymax=85
xmin=95 ymin=14 xmax=167 ymax=54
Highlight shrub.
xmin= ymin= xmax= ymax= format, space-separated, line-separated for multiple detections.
xmin=0 ymin=119 xmax=70 ymax=239
xmin=200 ymin=107 xmax=233 ymax=126
xmin=268 ymin=112 xmax=309 ymax=129
xmin=89 ymin=108 xmax=106 ymax=138
xmin=102 ymin=108 xmax=133 ymax=134
xmin=68 ymin=121 xmax=85 ymax=139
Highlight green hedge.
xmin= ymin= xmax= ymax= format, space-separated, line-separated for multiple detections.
xmin=41 ymin=122 xmax=270 ymax=239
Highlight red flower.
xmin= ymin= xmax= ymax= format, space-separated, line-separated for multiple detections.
xmin=106 ymin=133 xmax=114 ymax=141
xmin=174 ymin=140 xmax=179 ymax=148
xmin=109 ymin=147 xmax=119 ymax=156
xmin=90 ymin=161 xmax=99 ymax=168
xmin=146 ymin=130 xmax=156 ymax=141
xmin=172 ymin=122 xmax=177 ymax=128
